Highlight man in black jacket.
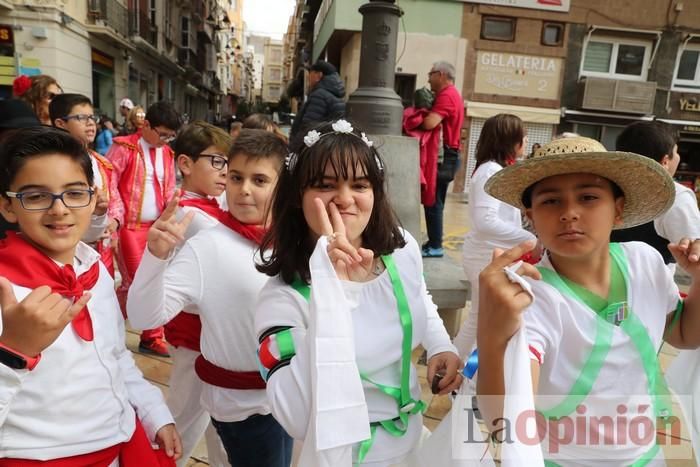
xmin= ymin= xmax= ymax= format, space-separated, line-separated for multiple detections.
xmin=290 ymin=60 xmax=345 ymax=150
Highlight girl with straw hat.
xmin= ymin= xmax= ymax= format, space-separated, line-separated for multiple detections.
xmin=474 ymin=136 xmax=700 ymax=465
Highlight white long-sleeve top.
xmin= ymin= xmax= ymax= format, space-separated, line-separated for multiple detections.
xmin=127 ymin=224 xmax=269 ymax=423
xmin=0 ymin=242 xmax=173 ymax=460
xmin=654 ymin=181 xmax=700 ymax=244
xmin=462 ymin=161 xmax=535 ymax=275
xmin=255 ymin=231 xmax=458 ymax=465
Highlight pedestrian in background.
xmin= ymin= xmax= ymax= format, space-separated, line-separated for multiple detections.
xmin=420 ymin=61 xmax=464 ymax=258
xmin=455 ymin=113 xmax=536 ymax=361
xmin=95 ymin=115 xmax=115 ymax=156
xmin=12 ymin=74 xmax=62 ymax=125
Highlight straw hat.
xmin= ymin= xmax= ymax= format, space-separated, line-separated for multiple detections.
xmin=484 ymin=136 xmax=675 ymax=229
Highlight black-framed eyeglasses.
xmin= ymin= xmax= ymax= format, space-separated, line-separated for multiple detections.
xmin=46 ymin=92 xmax=59 ymax=100
xmin=428 ymin=70 xmax=440 ymax=77
xmin=197 ymin=153 xmax=228 ymax=170
xmin=62 ymin=114 xmax=99 ymax=124
xmin=5 ymin=189 xmax=95 ymax=211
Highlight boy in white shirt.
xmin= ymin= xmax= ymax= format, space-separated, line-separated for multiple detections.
xmin=0 ymin=126 xmax=180 ymax=464
xmin=159 ymin=120 xmax=233 ymax=466
xmin=477 ymin=136 xmax=700 ymax=465
xmin=611 ymin=121 xmax=700 ymax=274
xmin=127 ymin=129 xmax=292 ymax=466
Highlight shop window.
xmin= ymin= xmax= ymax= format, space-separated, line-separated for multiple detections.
xmin=673 ymin=44 xmax=700 ymax=90
xmin=581 ymin=37 xmax=651 ymax=81
xmin=542 ymin=22 xmax=564 ymax=46
xmin=481 ymin=17 xmax=515 ymax=42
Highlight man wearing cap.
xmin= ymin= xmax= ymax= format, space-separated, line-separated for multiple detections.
xmin=119 ymin=97 xmax=135 ymax=134
xmin=289 ymin=60 xmax=345 ymax=150
xmin=0 ymin=99 xmax=41 ymax=239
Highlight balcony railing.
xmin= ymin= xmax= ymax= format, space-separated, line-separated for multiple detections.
xmin=129 ymin=10 xmax=158 ymax=48
xmin=87 ymin=0 xmax=129 ymax=38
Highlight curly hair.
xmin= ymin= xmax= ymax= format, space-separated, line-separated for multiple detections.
xmin=14 ymin=75 xmax=62 ymax=125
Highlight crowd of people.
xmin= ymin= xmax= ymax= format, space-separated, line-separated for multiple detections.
xmin=1 ymin=59 xmax=700 ymax=467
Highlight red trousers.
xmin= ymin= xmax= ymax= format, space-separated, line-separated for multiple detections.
xmin=116 ymin=223 xmax=163 ymax=342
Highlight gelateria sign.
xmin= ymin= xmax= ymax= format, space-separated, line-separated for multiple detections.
xmin=458 ymin=0 xmax=570 ymax=12
xmin=474 ymin=51 xmax=563 ymax=100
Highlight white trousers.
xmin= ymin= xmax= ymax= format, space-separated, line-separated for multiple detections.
xmin=167 ymin=346 xmax=230 ymax=467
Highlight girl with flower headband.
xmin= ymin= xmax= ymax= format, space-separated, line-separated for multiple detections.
xmin=12 ymin=74 xmax=62 ymax=126
xmin=255 ymin=119 xmax=462 ymax=466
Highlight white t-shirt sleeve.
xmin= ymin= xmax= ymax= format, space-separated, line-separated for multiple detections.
xmin=654 ymin=184 xmax=700 ymax=244
xmin=126 ymin=244 xmax=204 ymax=330
xmin=471 ymin=163 xmax=535 ymax=244
xmin=255 ymin=281 xmax=312 ymax=440
xmin=523 ymin=281 xmax=562 ymax=364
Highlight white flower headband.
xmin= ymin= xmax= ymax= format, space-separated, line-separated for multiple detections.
xmin=285 ymin=119 xmax=383 ymax=172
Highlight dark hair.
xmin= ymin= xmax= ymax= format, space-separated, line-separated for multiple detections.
xmin=521 ymin=176 xmax=624 ymax=209
xmin=173 ymin=121 xmax=232 ymax=160
xmin=49 ymin=93 xmax=92 ymax=126
xmin=474 ymin=113 xmax=525 ymax=172
xmin=616 ymin=121 xmax=677 ymax=163
xmin=229 ymin=129 xmax=287 ymax=166
xmin=145 ymin=101 xmax=182 ymax=131
xmin=0 ymin=126 xmax=93 ymax=194
xmin=243 ymin=114 xmax=288 ymax=145
xmin=257 ymin=120 xmax=405 ymax=284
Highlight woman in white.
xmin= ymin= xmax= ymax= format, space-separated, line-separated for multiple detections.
xmin=454 ymin=113 xmax=536 ymax=361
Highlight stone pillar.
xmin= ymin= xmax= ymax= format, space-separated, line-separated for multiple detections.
xmin=346 ymin=0 xmax=404 ymax=135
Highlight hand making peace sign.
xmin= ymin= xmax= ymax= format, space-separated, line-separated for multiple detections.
xmin=147 ymin=196 xmax=195 ymax=260
xmin=314 ymin=198 xmax=375 ymax=282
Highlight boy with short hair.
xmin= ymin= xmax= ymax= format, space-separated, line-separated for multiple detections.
xmin=0 ymin=126 xmax=180 ymax=464
xmin=49 ymin=93 xmax=123 ymax=275
xmin=127 ymin=129 xmax=293 ymax=467
xmin=162 ymin=120 xmax=233 ymax=466
xmin=107 ymin=101 xmax=182 ymax=357
xmin=477 ymin=136 xmax=700 ymax=465
xmin=611 ymin=121 xmax=700 ymax=273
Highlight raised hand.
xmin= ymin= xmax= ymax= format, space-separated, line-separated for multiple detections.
xmin=93 ymin=187 xmax=109 ymax=216
xmin=0 ymin=276 xmax=92 ymax=357
xmin=477 ymin=240 xmax=541 ymax=350
xmin=147 ymin=196 xmax=195 ymax=260
xmin=314 ymin=198 xmax=374 ymax=282
xmin=669 ymin=238 xmax=700 ymax=280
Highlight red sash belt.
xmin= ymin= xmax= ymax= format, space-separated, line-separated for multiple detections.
xmin=195 ymin=354 xmax=266 ymax=390
xmin=0 ymin=418 xmax=175 ymax=467
xmin=163 ymin=312 xmax=201 ymax=352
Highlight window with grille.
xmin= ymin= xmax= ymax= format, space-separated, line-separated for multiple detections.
xmin=581 ymin=36 xmax=651 ymax=81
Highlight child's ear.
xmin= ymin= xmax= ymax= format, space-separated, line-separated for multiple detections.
xmin=525 ymin=208 xmax=535 ymax=228
xmin=613 ymin=196 xmax=625 ymax=226
xmin=177 ymin=154 xmax=193 ymax=175
xmin=660 ymin=154 xmax=671 ymax=169
xmin=54 ymin=118 xmax=67 ymax=130
xmin=0 ymin=197 xmax=17 ymax=223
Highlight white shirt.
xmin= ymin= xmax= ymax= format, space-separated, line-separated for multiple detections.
xmin=462 ymin=161 xmax=535 ymax=275
xmin=82 ymin=154 xmax=109 ymax=243
xmin=139 ymin=139 xmax=165 ymax=222
xmin=0 ymin=242 xmax=173 ymax=459
xmin=255 ymin=231 xmax=457 ymax=465
xmin=127 ymin=224 xmax=269 ymax=422
xmin=654 ymin=181 xmax=700 ymax=244
xmin=524 ymin=242 xmax=678 ymax=465
xmin=179 ymin=191 xmax=220 ymax=241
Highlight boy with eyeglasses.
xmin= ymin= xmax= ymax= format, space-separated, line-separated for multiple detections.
xmin=156 ymin=121 xmax=233 ymax=466
xmin=107 ymin=101 xmax=182 ymax=357
xmin=0 ymin=126 xmax=181 ymax=464
xmin=49 ymin=93 xmax=124 ymax=276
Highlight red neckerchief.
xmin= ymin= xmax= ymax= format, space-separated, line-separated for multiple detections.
xmin=0 ymin=232 xmax=98 ymax=341
xmin=178 ymin=195 xmax=267 ymax=245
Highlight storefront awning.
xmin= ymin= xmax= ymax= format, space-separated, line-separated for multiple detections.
xmin=467 ymin=101 xmax=561 ymax=124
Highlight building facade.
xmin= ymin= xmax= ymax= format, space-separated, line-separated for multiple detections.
xmin=0 ymin=0 xmax=242 ymax=123
xmin=262 ymin=37 xmax=283 ymax=104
